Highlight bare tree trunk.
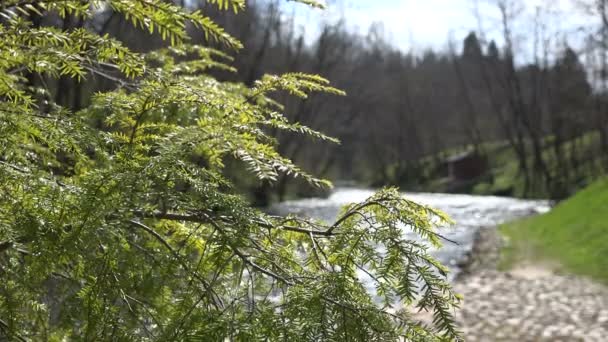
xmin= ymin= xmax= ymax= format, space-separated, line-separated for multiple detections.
xmin=55 ymin=15 xmax=84 ymax=110
xmin=245 ymin=1 xmax=278 ymax=86
xmin=497 ymin=0 xmax=552 ymax=196
xmin=599 ymin=0 xmax=608 ymax=166
xmin=472 ymin=0 xmax=532 ymax=195
xmin=450 ymin=50 xmax=484 ymax=154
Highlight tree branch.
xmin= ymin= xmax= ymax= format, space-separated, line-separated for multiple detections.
xmin=127 ymin=219 xmax=224 ymax=309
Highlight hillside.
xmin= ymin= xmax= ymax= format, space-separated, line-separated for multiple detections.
xmin=500 ymin=178 xmax=608 ymax=282
xmin=415 ymin=132 xmax=605 ymax=200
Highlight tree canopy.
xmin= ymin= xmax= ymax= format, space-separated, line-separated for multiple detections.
xmin=0 ymin=1 xmax=460 ymax=340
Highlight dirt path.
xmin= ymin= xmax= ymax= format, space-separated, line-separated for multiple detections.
xmin=455 ymin=268 xmax=608 ymax=341
xmin=453 ymin=229 xmax=608 ymax=341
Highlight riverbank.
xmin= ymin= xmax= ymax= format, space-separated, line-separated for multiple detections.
xmin=455 ymin=228 xmax=503 ymax=279
xmin=501 ymin=177 xmax=608 ymax=282
xmin=453 ymin=226 xmax=608 ymax=341
xmin=410 ymin=133 xmax=605 ymax=200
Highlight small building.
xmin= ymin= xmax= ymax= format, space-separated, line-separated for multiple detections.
xmin=445 ymin=151 xmax=487 ymax=181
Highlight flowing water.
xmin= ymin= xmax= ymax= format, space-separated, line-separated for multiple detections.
xmin=269 ymin=187 xmax=552 ymax=280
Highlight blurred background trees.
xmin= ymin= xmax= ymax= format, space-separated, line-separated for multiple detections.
xmin=41 ymin=0 xmax=608 ymax=201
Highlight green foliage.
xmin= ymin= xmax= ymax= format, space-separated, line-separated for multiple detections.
xmin=287 ymin=0 xmax=327 ymax=9
xmin=0 ymin=1 xmax=460 ymax=340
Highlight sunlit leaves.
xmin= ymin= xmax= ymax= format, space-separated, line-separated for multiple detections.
xmin=317 ymin=189 xmax=460 ymax=338
xmin=206 ymin=0 xmax=247 ymax=13
xmin=252 ymin=73 xmax=346 ymax=100
xmin=0 ymin=18 xmax=145 ymax=94
xmin=146 ymin=45 xmax=236 ymax=74
xmin=1 ymin=0 xmax=91 ymax=20
xmin=107 ymin=0 xmax=243 ymax=48
xmin=288 ymin=0 xmax=327 ymax=9
xmin=0 ymin=0 xmax=460 ymax=340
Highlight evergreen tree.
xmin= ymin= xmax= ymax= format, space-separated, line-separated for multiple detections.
xmin=0 ymin=1 xmax=460 ymax=340
xmin=552 ymin=47 xmax=591 ymax=104
xmin=462 ymin=32 xmax=482 ymax=60
xmin=486 ymin=40 xmax=500 ymax=60
xmin=550 ymin=47 xmax=592 ymax=140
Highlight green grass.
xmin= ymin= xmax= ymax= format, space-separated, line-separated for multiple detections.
xmin=500 ymin=178 xmax=608 ymax=283
xmin=430 ymin=131 xmax=604 ymax=198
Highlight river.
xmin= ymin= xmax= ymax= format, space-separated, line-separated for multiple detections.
xmin=269 ymin=187 xmax=551 ymax=280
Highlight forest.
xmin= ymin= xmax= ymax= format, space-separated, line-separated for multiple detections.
xmin=205 ymin=0 xmax=608 ymax=202
xmin=39 ymin=0 xmax=608 ymax=203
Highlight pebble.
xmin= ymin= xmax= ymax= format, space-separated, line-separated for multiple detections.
xmin=447 ymin=227 xmax=608 ymax=341
xmin=454 ymin=270 xmax=608 ymax=341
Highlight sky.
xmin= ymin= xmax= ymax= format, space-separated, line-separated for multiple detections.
xmin=281 ymin=0 xmax=593 ymax=57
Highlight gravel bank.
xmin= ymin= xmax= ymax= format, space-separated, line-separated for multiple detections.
xmin=454 ymin=228 xmax=608 ymax=341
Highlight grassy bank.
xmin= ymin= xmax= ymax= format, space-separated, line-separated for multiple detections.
xmin=500 ymin=178 xmax=608 ymax=283
xmin=415 ymin=131 xmax=605 ymax=199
